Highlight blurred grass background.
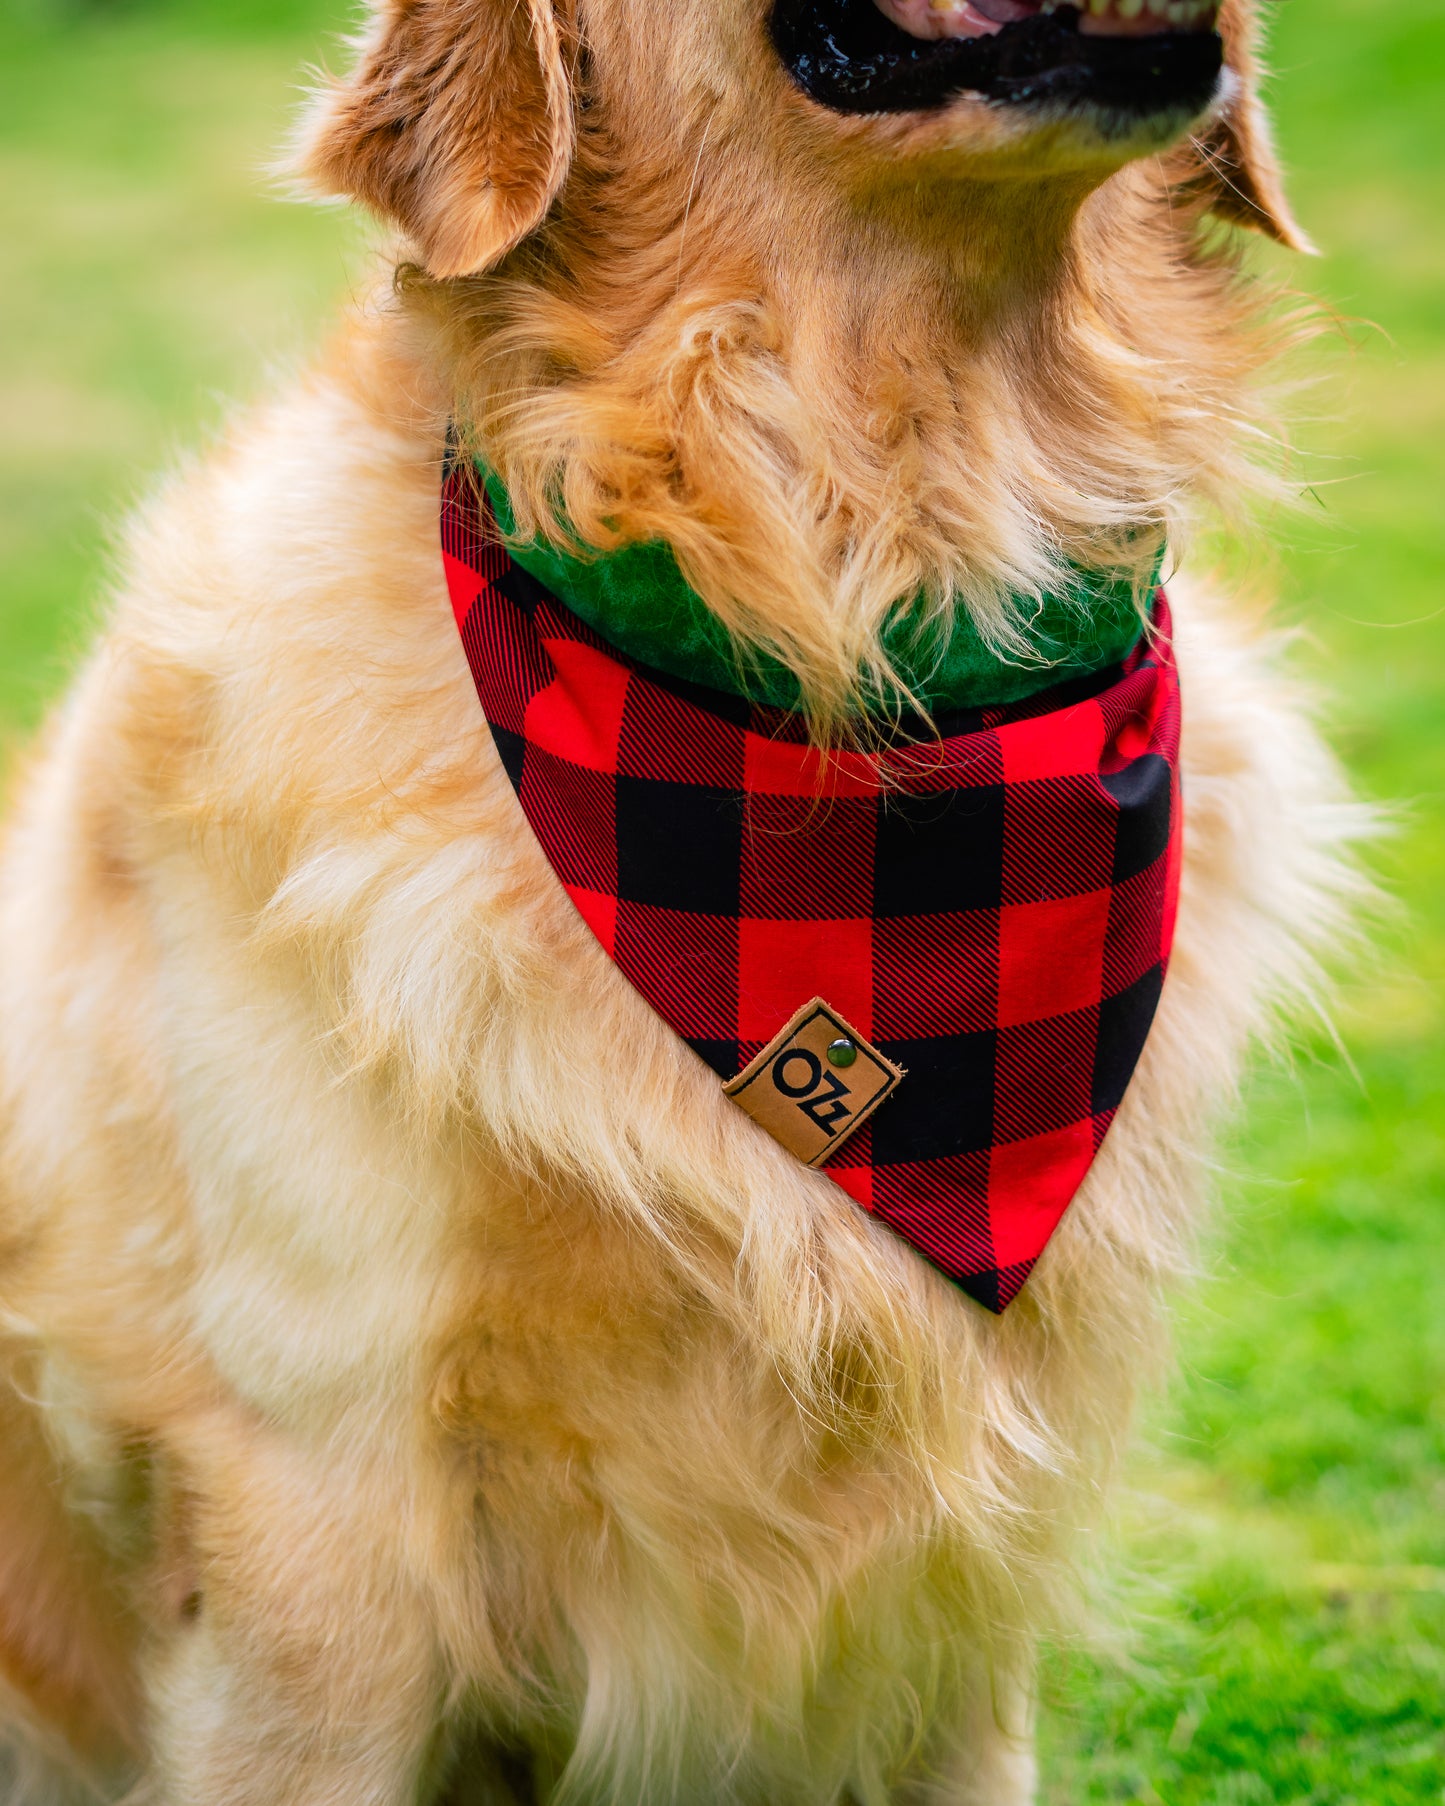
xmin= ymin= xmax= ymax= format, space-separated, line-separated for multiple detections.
xmin=1 ymin=0 xmax=1441 ymax=1798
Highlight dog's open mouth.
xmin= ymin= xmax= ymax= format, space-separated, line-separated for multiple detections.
xmin=769 ymin=0 xmax=1223 ymax=123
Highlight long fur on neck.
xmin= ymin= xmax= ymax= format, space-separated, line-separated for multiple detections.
xmin=418 ymin=131 xmax=1307 ymax=731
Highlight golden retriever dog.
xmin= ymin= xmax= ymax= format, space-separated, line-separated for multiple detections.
xmin=0 ymin=0 xmax=1359 ymax=1798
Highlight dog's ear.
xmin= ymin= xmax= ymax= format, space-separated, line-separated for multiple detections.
xmin=1175 ymin=0 xmax=1315 ymax=253
xmin=298 ymin=0 xmax=575 ymax=279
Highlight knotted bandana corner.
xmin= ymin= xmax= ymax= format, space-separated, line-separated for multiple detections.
xmin=442 ymin=457 xmax=1183 ymax=1312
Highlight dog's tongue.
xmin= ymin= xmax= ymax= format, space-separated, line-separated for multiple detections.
xmin=869 ymin=0 xmax=1033 ymax=40
xmin=970 ymin=0 xmax=1041 ymax=19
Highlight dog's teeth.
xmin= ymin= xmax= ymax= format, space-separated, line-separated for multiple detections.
xmin=1078 ymin=0 xmax=1216 ymax=30
xmin=895 ymin=0 xmax=1218 ymax=40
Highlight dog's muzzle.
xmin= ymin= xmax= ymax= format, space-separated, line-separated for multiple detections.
xmin=769 ymin=0 xmax=1223 ymax=125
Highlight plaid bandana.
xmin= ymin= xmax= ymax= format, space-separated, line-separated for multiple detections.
xmin=442 ymin=462 xmax=1182 ymax=1312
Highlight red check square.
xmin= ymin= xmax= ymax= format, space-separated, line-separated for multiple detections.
xmin=743 ymin=732 xmax=882 ymax=799
xmin=737 ymin=915 xmax=873 ymax=1042
xmin=525 ymin=638 xmax=632 ymax=772
xmin=996 ymin=889 xmax=1111 ymax=1028
xmin=986 ymin=1120 xmax=1096 ymax=1266
xmin=564 ymin=885 xmax=619 ymax=957
xmin=1000 ymin=696 xmax=1106 ymax=783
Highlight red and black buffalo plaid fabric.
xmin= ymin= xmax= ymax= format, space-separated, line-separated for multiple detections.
xmin=442 ymin=460 xmax=1183 ymax=1311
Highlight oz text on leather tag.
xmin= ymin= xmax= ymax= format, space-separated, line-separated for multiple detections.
xmin=723 ymin=999 xmax=903 ymax=1169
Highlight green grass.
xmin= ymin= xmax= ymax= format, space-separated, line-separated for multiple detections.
xmin=2 ymin=0 xmax=1443 ymax=1797
xmin=1051 ymin=1 xmax=1445 ymax=1790
xmin=0 ymin=0 xmax=363 ymax=732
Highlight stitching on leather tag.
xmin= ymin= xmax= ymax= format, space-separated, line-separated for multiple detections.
xmin=723 ymin=998 xmax=904 ymax=1169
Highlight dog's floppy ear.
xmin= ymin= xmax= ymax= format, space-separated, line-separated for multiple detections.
xmin=299 ymin=0 xmax=575 ymax=279
xmin=1177 ymin=0 xmax=1315 ymax=253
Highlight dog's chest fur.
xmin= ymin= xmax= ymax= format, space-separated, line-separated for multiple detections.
xmin=0 ymin=312 xmax=1351 ymax=1798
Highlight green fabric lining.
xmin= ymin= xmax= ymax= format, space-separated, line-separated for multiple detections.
xmin=481 ymin=466 xmax=1157 ymax=714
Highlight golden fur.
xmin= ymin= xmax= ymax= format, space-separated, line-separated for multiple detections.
xmin=0 ymin=0 xmax=1361 ymax=1798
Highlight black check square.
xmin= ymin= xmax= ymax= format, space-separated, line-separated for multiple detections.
xmin=871 ymin=1031 xmax=996 ymax=1164
xmin=615 ymin=774 xmax=742 ymax=913
xmin=1103 ymin=752 xmax=1174 ymax=884
xmin=874 ymin=785 xmax=1007 ymax=917
xmin=1092 ymin=965 xmax=1164 ymax=1116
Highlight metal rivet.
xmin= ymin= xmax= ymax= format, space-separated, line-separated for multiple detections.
xmin=826 ymin=1037 xmax=857 ymax=1068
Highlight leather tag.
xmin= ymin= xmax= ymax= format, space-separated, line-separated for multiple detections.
xmin=723 ymin=999 xmax=903 ymax=1168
